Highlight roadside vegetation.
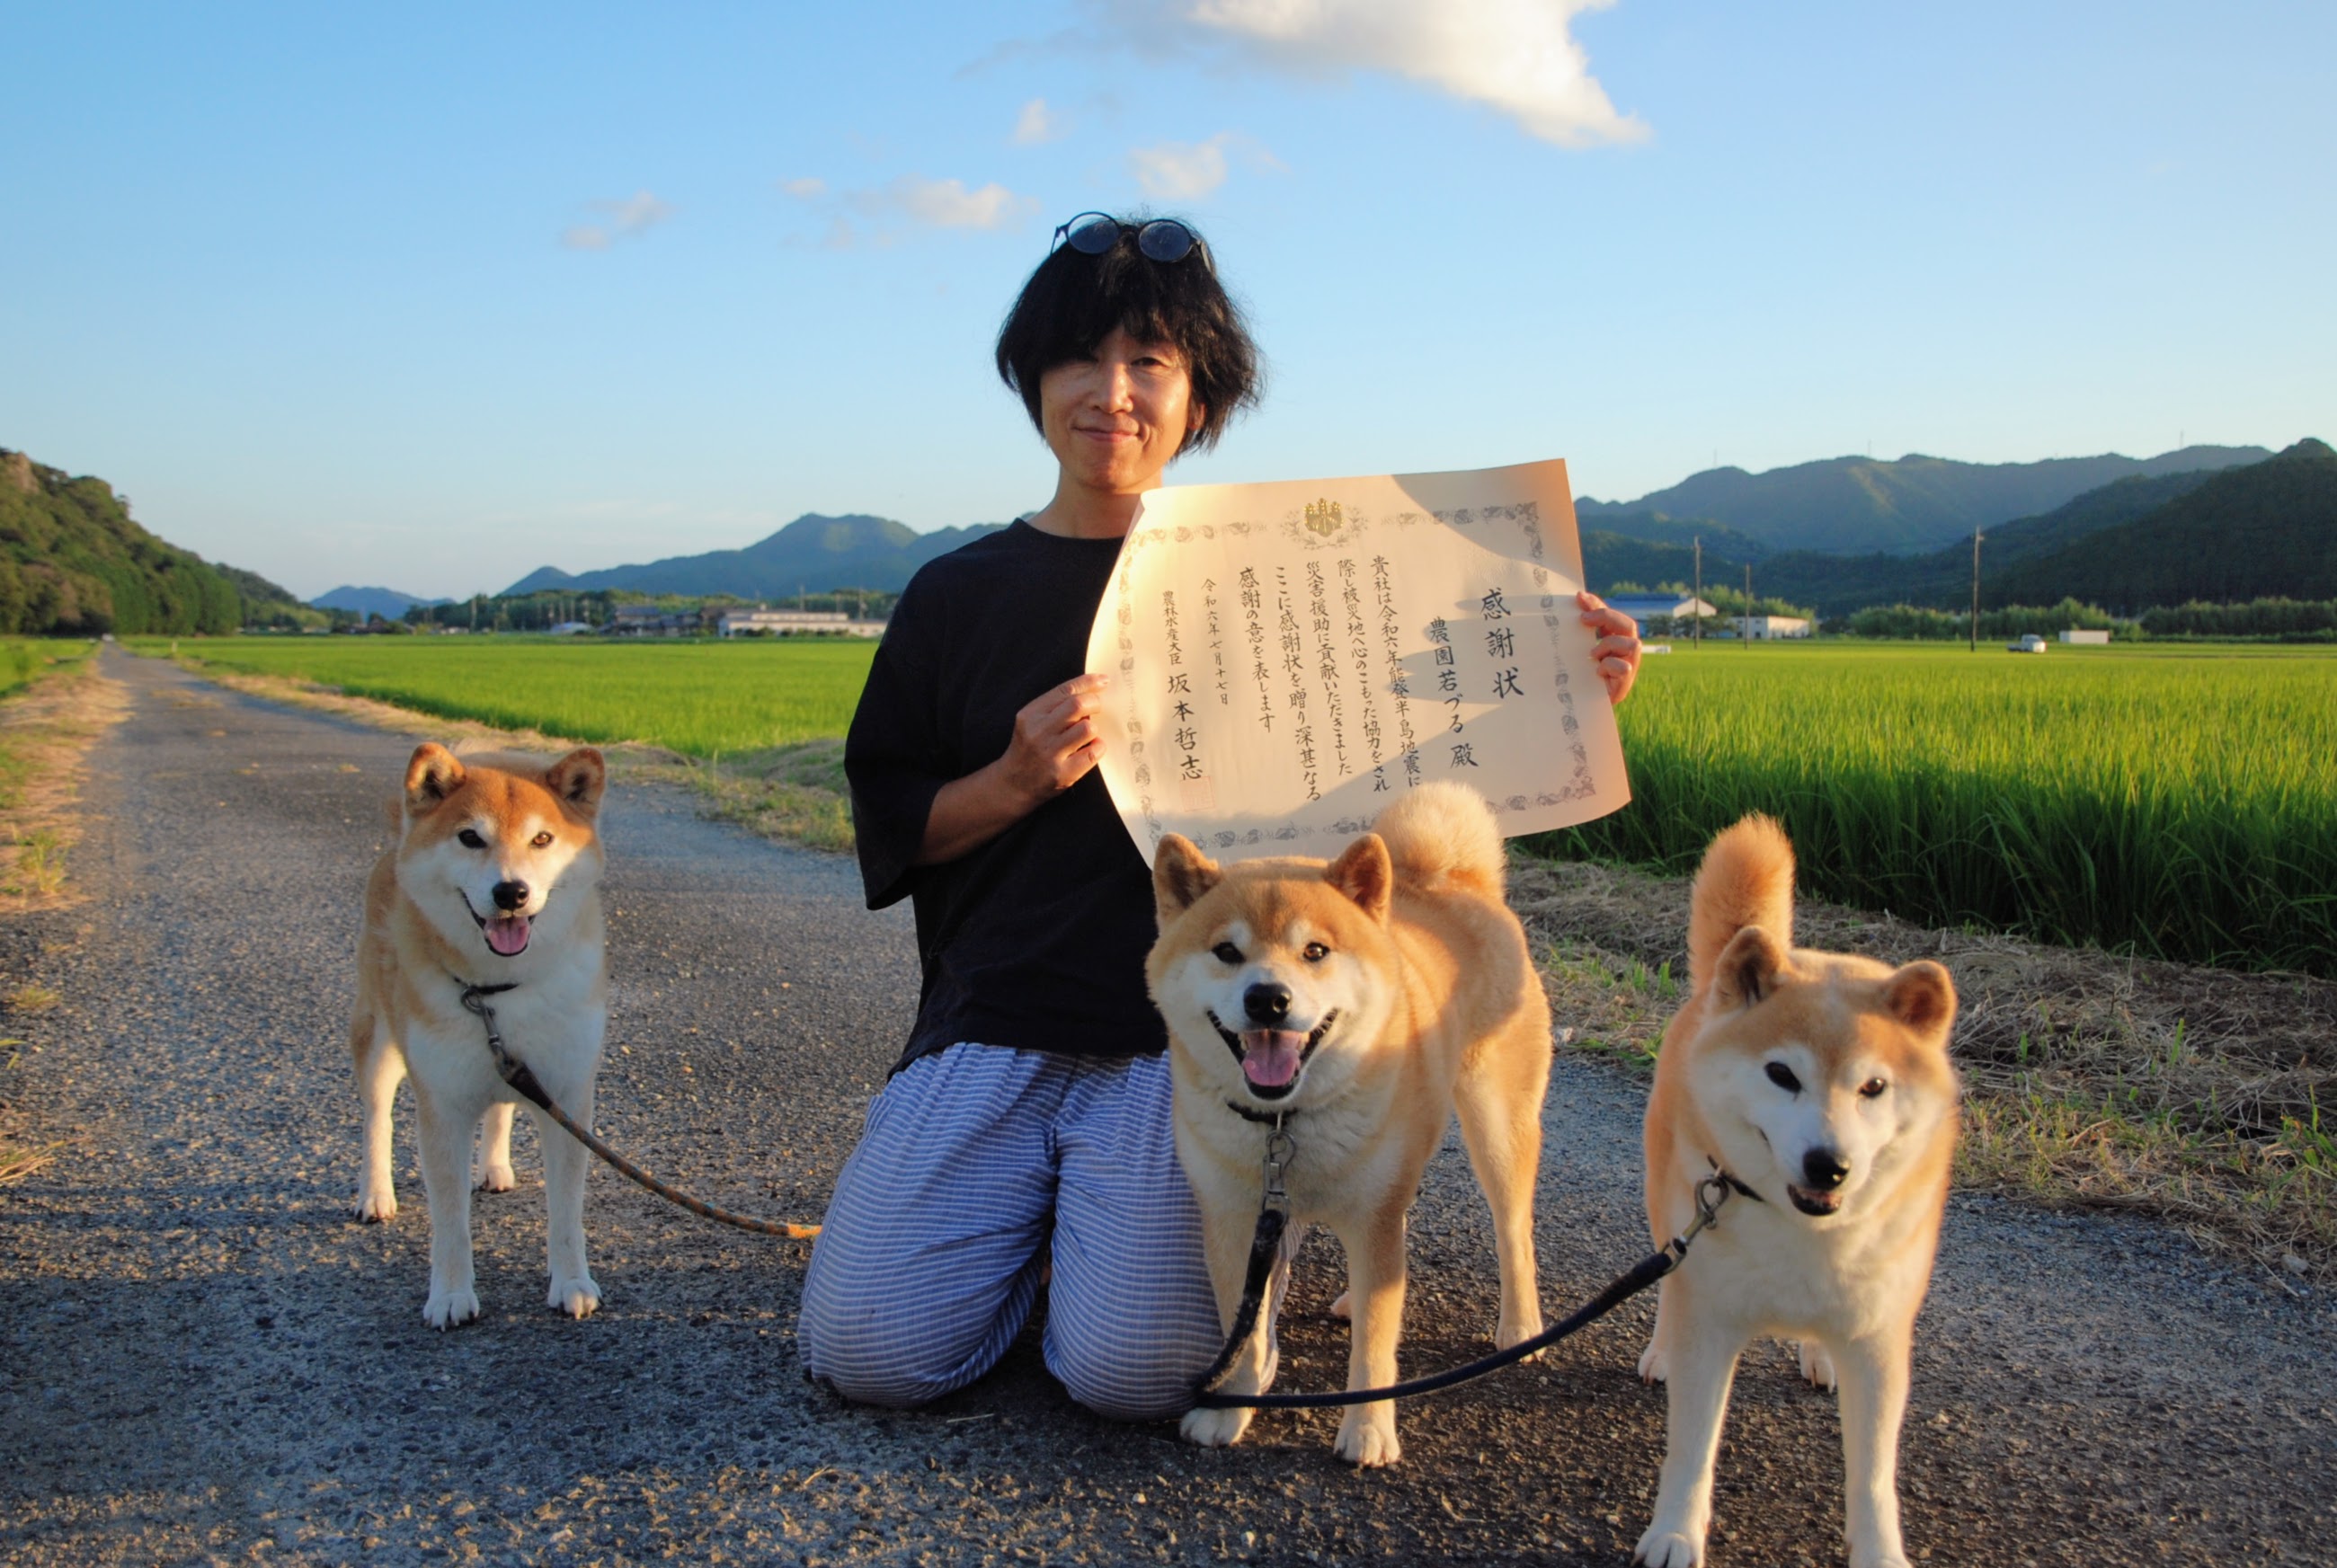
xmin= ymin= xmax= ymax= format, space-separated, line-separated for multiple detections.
xmin=0 ymin=641 xmax=107 ymax=899
xmin=0 ymin=638 xmax=116 ymax=1191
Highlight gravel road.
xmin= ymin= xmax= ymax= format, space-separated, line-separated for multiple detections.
xmin=1 ymin=648 xmax=2331 ymax=1566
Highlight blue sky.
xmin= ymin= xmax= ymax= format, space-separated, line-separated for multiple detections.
xmin=4 ymin=1 xmax=2331 ymax=600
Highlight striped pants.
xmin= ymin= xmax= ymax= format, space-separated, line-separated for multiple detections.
xmin=797 ymin=1043 xmax=1226 ymax=1421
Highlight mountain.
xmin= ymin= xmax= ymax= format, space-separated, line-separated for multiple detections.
xmin=314 ymin=585 xmax=452 ymax=619
xmin=1983 ymin=439 xmax=2337 ymax=612
xmin=1576 ymin=509 xmax=1773 ymax=563
xmin=0 ymin=447 xmax=314 ymax=633
xmin=1577 ymin=445 xmax=2269 ymax=555
xmin=1746 ymin=467 xmax=2227 ymax=616
xmin=501 ymin=512 xmax=1009 ymax=598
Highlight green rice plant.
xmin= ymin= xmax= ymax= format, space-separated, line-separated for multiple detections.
xmin=153 ymin=637 xmax=879 ymax=757
xmin=1525 ymin=643 xmax=2337 ymax=977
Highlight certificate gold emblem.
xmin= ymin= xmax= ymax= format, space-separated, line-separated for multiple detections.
xmin=1303 ymin=498 xmax=1344 ymax=538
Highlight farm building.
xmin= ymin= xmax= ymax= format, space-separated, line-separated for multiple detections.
xmin=1737 ymin=615 xmax=1812 ymax=640
xmin=609 ymin=605 xmax=702 ymax=636
xmin=2060 ymin=629 xmax=2112 ymax=645
xmin=1603 ymin=592 xmax=1719 ymax=627
xmin=716 ymin=607 xmax=884 ymax=638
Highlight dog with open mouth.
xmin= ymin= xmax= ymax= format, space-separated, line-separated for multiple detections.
xmin=348 ymin=742 xmax=610 ymax=1329
xmin=1146 ymin=781 xmax=1552 ymax=1467
xmin=1633 ymin=815 xmax=1959 ymax=1568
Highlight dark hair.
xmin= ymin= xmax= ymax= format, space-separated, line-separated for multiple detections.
xmin=994 ymin=215 xmax=1262 ymax=455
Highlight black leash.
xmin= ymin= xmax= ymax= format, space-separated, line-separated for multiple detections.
xmin=459 ymin=983 xmax=820 ymax=1240
xmin=1193 ymin=1151 xmax=1745 ymax=1411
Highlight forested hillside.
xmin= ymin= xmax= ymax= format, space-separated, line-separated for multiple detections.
xmin=0 ymin=448 xmax=313 ymax=633
xmin=1576 ymin=444 xmax=2265 ymax=554
xmin=1986 ymin=439 xmax=2337 ymax=611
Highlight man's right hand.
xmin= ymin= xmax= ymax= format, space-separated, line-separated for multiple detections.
xmin=915 ymin=674 xmax=1112 ymax=866
xmin=1000 ymin=674 xmax=1111 ymax=807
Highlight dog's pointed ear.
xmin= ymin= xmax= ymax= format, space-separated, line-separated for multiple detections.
xmin=404 ymin=743 xmax=465 ymax=816
xmin=1154 ymin=835 xmax=1222 ymax=920
xmin=1712 ymin=926 xmax=1787 ymax=1010
xmin=1327 ymin=833 xmax=1393 ymax=924
xmin=1881 ymin=960 xmax=1957 ymax=1036
xmin=545 ymin=747 xmax=607 ymax=816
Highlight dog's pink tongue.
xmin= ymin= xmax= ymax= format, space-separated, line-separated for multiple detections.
xmin=485 ymin=916 xmax=531 ymax=956
xmin=1240 ymin=1030 xmax=1306 ymax=1089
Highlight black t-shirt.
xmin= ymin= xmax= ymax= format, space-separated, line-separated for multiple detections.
xmin=845 ymin=520 xmax=1167 ymax=1074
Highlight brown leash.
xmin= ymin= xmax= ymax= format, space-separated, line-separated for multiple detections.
xmin=460 ymin=983 xmax=820 ymax=1240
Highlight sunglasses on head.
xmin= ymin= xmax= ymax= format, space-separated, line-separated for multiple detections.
xmin=1051 ymin=212 xmax=1203 ymax=264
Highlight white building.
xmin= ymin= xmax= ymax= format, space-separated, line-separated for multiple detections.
xmin=716 ymin=607 xmax=884 ymax=638
xmin=2060 ymin=629 xmax=2111 ymax=645
xmin=1603 ymin=592 xmax=1719 ymax=626
xmin=1737 ymin=615 xmax=1812 ymax=641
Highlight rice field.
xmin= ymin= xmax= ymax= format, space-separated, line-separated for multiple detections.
xmin=153 ymin=636 xmax=2337 ymax=977
xmin=150 ymin=636 xmax=875 ymax=757
xmin=1531 ymin=642 xmax=2337 ymax=978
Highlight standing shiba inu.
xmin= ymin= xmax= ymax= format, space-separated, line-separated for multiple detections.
xmin=1634 ymin=816 xmax=1959 ymax=1568
xmin=1147 ymin=782 xmax=1551 ymax=1467
xmin=349 ymin=743 xmax=610 ymax=1329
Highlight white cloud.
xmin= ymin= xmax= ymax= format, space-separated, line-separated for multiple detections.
xmin=780 ymin=173 xmax=1039 ymax=246
xmin=886 ymin=175 xmax=1034 ymax=229
xmin=1013 ymin=97 xmax=1064 ymax=145
xmin=560 ymin=189 xmax=677 ymax=251
xmin=1089 ymin=0 xmax=1647 ymax=148
xmin=1132 ymin=134 xmax=1232 ymax=199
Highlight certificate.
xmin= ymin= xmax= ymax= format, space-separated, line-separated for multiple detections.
xmin=1085 ymin=457 xmax=1631 ymax=866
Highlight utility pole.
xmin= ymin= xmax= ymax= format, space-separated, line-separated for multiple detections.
xmin=1744 ymin=563 xmax=1754 ymax=646
xmin=1693 ymin=537 xmax=1702 ymax=651
xmin=1970 ymin=528 xmax=1983 ymax=652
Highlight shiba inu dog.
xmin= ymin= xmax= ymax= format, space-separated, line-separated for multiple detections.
xmin=1634 ymin=816 xmax=1959 ymax=1568
xmin=349 ymin=743 xmax=610 ymax=1329
xmin=1147 ymin=782 xmax=1551 ymax=1467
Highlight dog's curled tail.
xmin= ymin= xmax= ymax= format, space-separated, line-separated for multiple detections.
xmin=1688 ymin=814 xmax=1796 ymax=994
xmin=1372 ymin=781 xmax=1506 ymax=898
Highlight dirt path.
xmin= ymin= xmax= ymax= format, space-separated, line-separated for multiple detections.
xmin=0 ymin=649 xmax=2329 ymax=1566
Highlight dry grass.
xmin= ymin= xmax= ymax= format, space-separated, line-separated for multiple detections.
xmin=1511 ymin=853 xmax=2335 ymax=1271
xmin=0 ymin=651 xmax=128 ymax=908
xmin=695 ymin=740 xmax=855 ymax=855
xmin=3 ymin=982 xmax=61 ymax=1013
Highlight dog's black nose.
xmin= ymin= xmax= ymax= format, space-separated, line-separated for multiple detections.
xmin=1802 ymin=1147 xmax=1850 ymax=1191
xmin=492 ymin=880 xmax=530 ymax=912
xmin=1243 ymin=982 xmax=1293 ymax=1026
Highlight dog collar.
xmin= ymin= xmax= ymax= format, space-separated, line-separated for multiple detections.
xmin=1224 ymin=1100 xmax=1296 ymax=1125
xmin=1707 ymin=1157 xmax=1766 ymax=1204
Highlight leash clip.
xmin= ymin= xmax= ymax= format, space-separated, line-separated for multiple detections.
xmin=1261 ymin=1114 xmax=1295 ymax=1214
xmin=1670 ymin=1171 xmax=1734 ymax=1258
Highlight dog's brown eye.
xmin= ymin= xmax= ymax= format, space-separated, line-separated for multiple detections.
xmin=1860 ymin=1077 xmax=1888 ymax=1099
xmin=1302 ymin=942 xmax=1330 ymax=962
xmin=458 ymin=829 xmax=486 ymax=849
xmin=531 ymin=831 xmax=554 ymax=848
xmin=1764 ymin=1062 xmax=1801 ymax=1094
xmin=1213 ymin=942 xmax=1242 ymax=964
